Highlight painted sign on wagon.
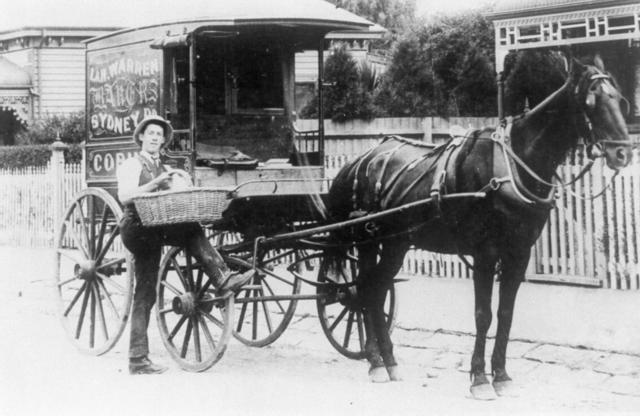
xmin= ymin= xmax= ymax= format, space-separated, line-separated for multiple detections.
xmin=88 ymin=47 xmax=161 ymax=140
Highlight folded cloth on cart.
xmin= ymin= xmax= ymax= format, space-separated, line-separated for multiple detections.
xmin=196 ymin=143 xmax=259 ymax=169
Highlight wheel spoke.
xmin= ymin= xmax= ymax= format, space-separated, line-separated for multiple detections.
xmin=201 ymin=310 xmax=225 ymax=329
xmin=94 ymin=202 xmax=110 ymax=257
xmin=96 ymin=256 xmax=127 ymax=272
xmin=93 ymin=283 xmax=109 ymax=341
xmin=197 ymin=314 xmax=216 ymax=351
xmin=63 ymin=219 xmax=90 ymax=260
xmin=261 ymin=278 xmax=286 ymax=314
xmin=89 ymin=282 xmax=96 ymax=348
xmin=260 ymin=293 xmax=273 ymax=335
xmin=75 ymin=280 xmax=92 ymax=339
xmin=356 ymin=312 xmax=365 ymax=351
xmin=192 ymin=317 xmax=202 ymax=362
xmin=58 ymin=274 xmax=81 ymax=288
xmin=96 ymin=278 xmax=120 ymax=320
xmin=57 ymin=248 xmax=83 ymax=264
xmin=96 ymin=228 xmax=119 ymax=264
xmin=235 ymin=289 xmax=251 ymax=333
xmin=160 ymin=280 xmax=183 ymax=296
xmin=96 ymin=272 xmax=126 ymax=293
xmin=180 ymin=319 xmax=193 ymax=358
xmin=168 ymin=315 xmax=188 ymax=342
xmin=170 ymin=258 xmax=189 ymax=290
xmin=328 ymin=306 xmax=349 ymax=333
xmin=74 ymin=200 xmax=93 ymax=258
xmin=342 ymin=311 xmax=355 ymax=349
xmin=63 ymin=281 xmax=88 ymax=317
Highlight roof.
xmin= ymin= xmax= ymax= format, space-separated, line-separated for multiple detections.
xmin=1 ymin=0 xmax=375 ymax=33
xmin=488 ymin=0 xmax=639 ymax=19
xmin=0 ymin=57 xmax=31 ymax=88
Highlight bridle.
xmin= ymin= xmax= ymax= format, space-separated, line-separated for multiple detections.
xmin=487 ymin=64 xmax=635 ymax=209
xmin=575 ymin=70 xmax=634 ymax=162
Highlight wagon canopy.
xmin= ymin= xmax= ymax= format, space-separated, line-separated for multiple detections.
xmin=87 ymin=0 xmax=377 ymax=49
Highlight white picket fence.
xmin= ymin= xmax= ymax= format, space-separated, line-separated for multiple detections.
xmin=1 ymin=144 xmax=638 ymax=290
xmin=0 ymin=163 xmax=83 ymax=247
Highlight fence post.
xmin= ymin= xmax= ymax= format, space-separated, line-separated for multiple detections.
xmin=50 ymin=135 xmax=69 ymax=240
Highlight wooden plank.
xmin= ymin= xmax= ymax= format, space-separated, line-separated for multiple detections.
xmin=526 ymin=274 xmax=602 ymax=287
xmin=573 ymin=164 xmax=585 ymax=276
xmin=605 ymin=167 xmax=617 ymax=289
xmin=565 ymin=165 xmax=576 ymax=276
xmin=632 ymin=163 xmax=640 ymax=289
xmin=583 ymin=161 xmax=595 ymax=278
xmin=614 ymin=174 xmax=628 ymax=290
xmin=622 ymin=171 xmax=636 ymax=289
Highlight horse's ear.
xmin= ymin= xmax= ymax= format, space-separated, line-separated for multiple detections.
xmin=593 ymin=54 xmax=606 ymax=72
xmin=569 ymin=58 xmax=586 ymax=77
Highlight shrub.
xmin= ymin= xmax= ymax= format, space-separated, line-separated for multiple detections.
xmin=0 ymin=143 xmax=83 ymax=169
xmin=15 ymin=112 xmax=85 ymax=145
xmin=300 ymin=44 xmax=378 ymax=122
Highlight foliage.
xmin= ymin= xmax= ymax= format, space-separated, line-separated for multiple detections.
xmin=300 ymin=44 xmax=378 ymax=122
xmin=375 ymin=10 xmax=497 ymax=117
xmin=503 ymin=50 xmax=567 ymax=116
xmin=15 ymin=112 xmax=86 ymax=145
xmin=326 ymin=0 xmax=418 ymax=49
xmin=0 ymin=143 xmax=82 ymax=169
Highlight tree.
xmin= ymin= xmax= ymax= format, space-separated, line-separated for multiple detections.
xmin=503 ymin=50 xmax=566 ymax=116
xmin=376 ymin=10 xmax=497 ymax=117
xmin=326 ymin=0 xmax=418 ymax=49
xmin=300 ymin=44 xmax=377 ymax=122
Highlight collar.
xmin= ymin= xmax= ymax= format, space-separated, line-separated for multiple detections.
xmin=140 ymin=150 xmax=160 ymax=161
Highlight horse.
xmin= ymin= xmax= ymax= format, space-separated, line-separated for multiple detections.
xmin=325 ymin=57 xmax=633 ymax=399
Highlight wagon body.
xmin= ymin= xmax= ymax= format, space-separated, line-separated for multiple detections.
xmin=56 ymin=1 xmax=392 ymax=366
xmin=83 ymin=1 xmax=378 ymax=197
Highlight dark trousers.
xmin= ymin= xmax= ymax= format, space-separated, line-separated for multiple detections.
xmin=119 ymin=206 xmax=227 ymax=359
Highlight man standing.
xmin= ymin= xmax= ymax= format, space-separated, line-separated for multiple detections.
xmin=117 ymin=115 xmax=251 ymax=374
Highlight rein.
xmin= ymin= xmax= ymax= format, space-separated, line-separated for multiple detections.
xmin=487 ymin=68 xmax=633 ymax=208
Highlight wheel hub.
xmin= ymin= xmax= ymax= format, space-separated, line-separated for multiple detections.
xmin=76 ymin=260 xmax=97 ymax=280
xmin=172 ymin=293 xmax=197 ymax=315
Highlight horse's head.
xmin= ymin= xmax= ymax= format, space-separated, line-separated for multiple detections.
xmin=570 ymin=56 xmax=632 ymax=170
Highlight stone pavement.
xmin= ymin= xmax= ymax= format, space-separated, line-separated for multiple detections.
xmin=2 ymin=246 xmax=640 ymax=405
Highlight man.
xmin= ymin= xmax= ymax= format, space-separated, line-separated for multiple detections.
xmin=117 ymin=115 xmax=251 ymax=375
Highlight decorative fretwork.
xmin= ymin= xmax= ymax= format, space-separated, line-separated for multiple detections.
xmin=0 ymin=94 xmax=30 ymax=124
xmin=495 ymin=4 xmax=640 ymax=48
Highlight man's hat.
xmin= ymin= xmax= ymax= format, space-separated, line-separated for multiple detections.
xmin=133 ymin=115 xmax=174 ymax=147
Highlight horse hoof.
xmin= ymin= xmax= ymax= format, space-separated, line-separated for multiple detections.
xmin=387 ymin=365 xmax=403 ymax=381
xmin=369 ymin=366 xmax=389 ymax=383
xmin=493 ymin=379 xmax=518 ymax=397
xmin=470 ymin=383 xmax=498 ymax=401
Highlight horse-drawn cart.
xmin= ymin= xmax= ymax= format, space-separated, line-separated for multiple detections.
xmin=54 ymin=1 xmax=402 ymax=370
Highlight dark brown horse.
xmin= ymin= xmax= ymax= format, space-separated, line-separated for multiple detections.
xmin=326 ymin=57 xmax=632 ymax=399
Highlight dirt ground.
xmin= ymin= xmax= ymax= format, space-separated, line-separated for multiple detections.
xmin=1 ymin=247 xmax=639 ymax=415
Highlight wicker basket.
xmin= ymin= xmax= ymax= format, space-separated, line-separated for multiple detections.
xmin=133 ymin=187 xmax=232 ymax=226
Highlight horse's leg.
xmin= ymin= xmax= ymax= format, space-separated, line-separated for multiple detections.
xmin=357 ymin=244 xmax=387 ymax=382
xmin=469 ymin=254 xmax=498 ymax=400
xmin=369 ymin=242 xmax=407 ymax=381
xmin=491 ymin=251 xmax=527 ymax=396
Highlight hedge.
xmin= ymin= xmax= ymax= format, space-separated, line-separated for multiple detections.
xmin=0 ymin=143 xmax=83 ymax=170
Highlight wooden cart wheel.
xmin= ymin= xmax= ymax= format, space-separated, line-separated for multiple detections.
xmin=54 ymin=188 xmax=133 ymax=355
xmin=212 ymin=232 xmax=302 ymax=347
xmin=316 ymin=248 xmax=397 ymax=360
xmin=156 ymin=246 xmax=234 ymax=372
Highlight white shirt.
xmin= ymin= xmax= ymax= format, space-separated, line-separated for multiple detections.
xmin=116 ymin=151 xmax=166 ymax=204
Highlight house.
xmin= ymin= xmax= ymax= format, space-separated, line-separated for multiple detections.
xmin=0 ymin=19 xmax=385 ymax=145
xmin=0 ymin=27 xmax=118 ymax=144
xmin=488 ymin=0 xmax=640 ymax=133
